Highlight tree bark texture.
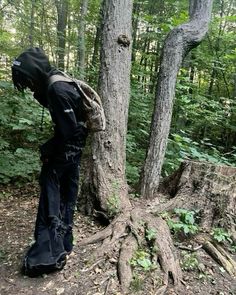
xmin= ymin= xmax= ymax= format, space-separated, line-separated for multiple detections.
xmin=55 ymin=0 xmax=68 ymax=70
xmin=141 ymin=0 xmax=213 ymax=199
xmin=29 ymin=0 xmax=36 ymax=47
xmin=80 ymin=0 xmax=133 ymax=216
xmin=77 ymin=0 xmax=88 ymax=79
xmin=157 ymin=161 xmax=236 ymax=235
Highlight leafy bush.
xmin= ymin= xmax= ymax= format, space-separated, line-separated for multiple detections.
xmin=0 ymin=148 xmax=40 ymax=183
xmin=0 ymin=81 xmax=52 ymax=184
xmin=163 ymin=131 xmax=234 ymax=177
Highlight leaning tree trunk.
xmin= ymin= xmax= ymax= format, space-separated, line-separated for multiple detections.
xmin=141 ymin=0 xmax=213 ymax=199
xmin=80 ymin=0 xmax=133 ymax=217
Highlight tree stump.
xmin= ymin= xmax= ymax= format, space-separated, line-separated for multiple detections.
xmin=157 ymin=160 xmax=236 ymax=234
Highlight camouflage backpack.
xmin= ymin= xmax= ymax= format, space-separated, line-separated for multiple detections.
xmin=49 ymin=72 xmax=106 ymax=132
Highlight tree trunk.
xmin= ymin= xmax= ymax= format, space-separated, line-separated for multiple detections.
xmin=91 ymin=18 xmax=101 ymax=67
xmin=131 ymin=0 xmax=142 ymax=62
xmin=77 ymin=0 xmax=88 ymax=79
xmin=28 ymin=0 xmax=36 ymax=47
xmin=65 ymin=7 xmax=71 ymax=71
xmin=80 ymin=0 xmax=133 ymax=217
xmin=55 ymin=0 xmax=68 ymax=70
xmin=141 ymin=0 xmax=213 ymax=199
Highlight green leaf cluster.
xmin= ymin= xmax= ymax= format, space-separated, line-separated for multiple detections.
xmin=166 ymin=208 xmax=199 ymax=235
xmin=0 ymin=82 xmax=52 ymax=184
xmin=130 ymin=249 xmax=156 ymax=272
xmin=211 ymin=227 xmax=233 ymax=244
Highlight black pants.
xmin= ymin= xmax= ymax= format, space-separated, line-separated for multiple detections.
xmin=36 ymin=158 xmax=80 ymax=251
xmin=23 ymin=155 xmax=80 ymax=276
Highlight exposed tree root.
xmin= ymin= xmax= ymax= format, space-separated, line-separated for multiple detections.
xmin=195 ymin=234 xmax=236 ymax=277
xmin=79 ymin=160 xmax=236 ymax=292
xmin=79 ymin=225 xmax=113 ymax=246
xmin=145 ymin=216 xmax=182 ymax=286
xmin=118 ymin=234 xmax=138 ymax=291
xmin=79 ymin=206 xmax=182 ymax=293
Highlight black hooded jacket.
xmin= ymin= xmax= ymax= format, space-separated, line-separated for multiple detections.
xmin=12 ymin=47 xmax=88 ymax=162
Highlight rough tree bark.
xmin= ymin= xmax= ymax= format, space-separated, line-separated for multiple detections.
xmin=141 ymin=0 xmax=213 ymax=199
xmin=80 ymin=0 xmax=133 ymax=216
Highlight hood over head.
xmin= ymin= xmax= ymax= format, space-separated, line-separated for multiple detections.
xmin=12 ymin=47 xmax=52 ymax=107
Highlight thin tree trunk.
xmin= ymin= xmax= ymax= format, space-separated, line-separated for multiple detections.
xmin=188 ymin=52 xmax=195 ymax=94
xmin=131 ymin=0 xmax=142 ymax=62
xmin=65 ymin=8 xmax=71 ymax=71
xmin=88 ymin=3 xmax=103 ymax=84
xmin=80 ymin=0 xmax=133 ymax=216
xmin=77 ymin=0 xmax=88 ymax=79
xmin=140 ymin=0 xmax=213 ymax=199
xmin=91 ymin=21 xmax=101 ymax=66
xmin=29 ymin=0 xmax=36 ymax=47
xmin=55 ymin=0 xmax=68 ymax=70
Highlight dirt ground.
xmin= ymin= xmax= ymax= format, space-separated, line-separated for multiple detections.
xmin=0 ymin=183 xmax=235 ymax=295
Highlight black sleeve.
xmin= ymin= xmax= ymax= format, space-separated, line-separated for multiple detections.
xmin=48 ymin=85 xmax=78 ymax=141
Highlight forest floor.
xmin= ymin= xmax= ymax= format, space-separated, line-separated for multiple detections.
xmin=0 ymin=183 xmax=235 ymax=295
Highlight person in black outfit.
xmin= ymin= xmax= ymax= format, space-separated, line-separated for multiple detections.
xmin=11 ymin=47 xmax=88 ymax=276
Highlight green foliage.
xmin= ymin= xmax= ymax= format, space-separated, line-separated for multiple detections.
xmin=0 ymin=148 xmax=40 ymax=184
xmin=163 ymin=131 xmax=236 ymax=177
xmin=181 ymin=251 xmax=199 ymax=271
xmin=166 ymin=208 xmax=199 ymax=235
xmin=145 ymin=227 xmax=157 ymax=241
xmin=211 ymin=227 xmax=233 ymax=244
xmin=0 ymin=82 xmax=52 ymax=184
xmin=130 ymin=249 xmax=156 ymax=272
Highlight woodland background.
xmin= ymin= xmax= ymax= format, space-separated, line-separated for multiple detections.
xmin=0 ymin=0 xmax=236 ymax=294
xmin=0 ymin=0 xmax=235 ymax=188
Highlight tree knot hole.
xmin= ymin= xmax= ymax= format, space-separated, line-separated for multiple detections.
xmin=117 ymin=34 xmax=130 ymax=47
xmin=104 ymin=140 xmax=112 ymax=149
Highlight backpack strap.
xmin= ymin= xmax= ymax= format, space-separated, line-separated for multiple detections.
xmin=48 ymin=74 xmax=74 ymax=87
